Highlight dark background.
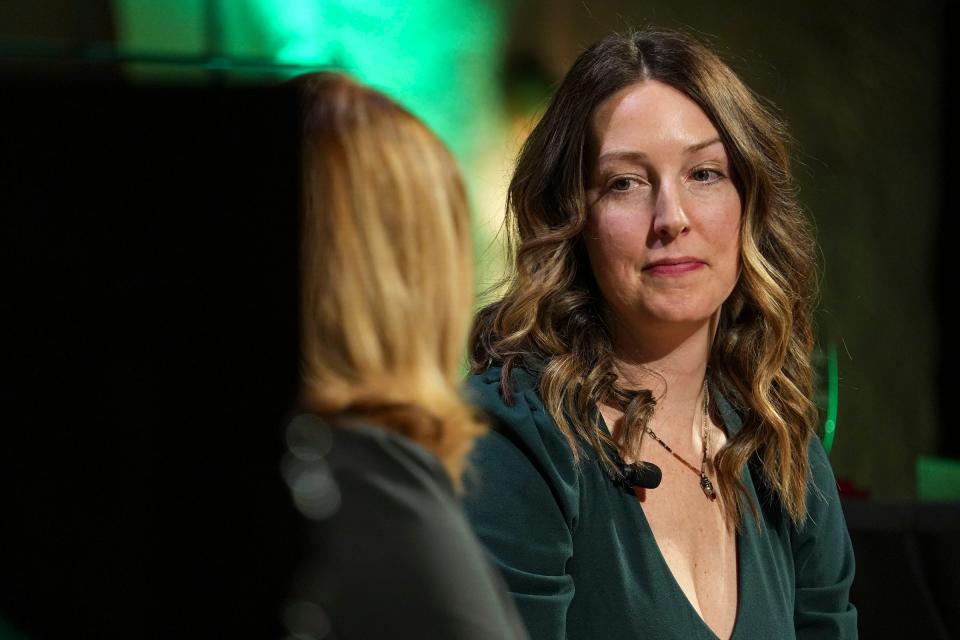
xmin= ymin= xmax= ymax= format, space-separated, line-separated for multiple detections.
xmin=1 ymin=0 xmax=956 ymax=638
xmin=1 ymin=84 xmax=303 ymax=637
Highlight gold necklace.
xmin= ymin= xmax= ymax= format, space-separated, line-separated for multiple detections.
xmin=643 ymin=383 xmax=716 ymax=500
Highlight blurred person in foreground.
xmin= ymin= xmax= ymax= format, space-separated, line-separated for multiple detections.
xmin=462 ymin=29 xmax=857 ymax=639
xmin=283 ymin=72 xmax=527 ymax=640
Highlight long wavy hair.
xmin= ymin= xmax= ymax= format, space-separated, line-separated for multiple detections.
xmin=298 ymin=72 xmax=483 ymax=486
xmin=471 ymin=30 xmax=818 ymax=526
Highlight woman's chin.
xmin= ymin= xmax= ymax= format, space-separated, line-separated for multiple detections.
xmin=635 ymin=304 xmax=720 ymax=329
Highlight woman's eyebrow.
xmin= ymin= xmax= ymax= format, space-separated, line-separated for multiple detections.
xmin=595 ymin=150 xmax=647 ymax=167
xmin=685 ymin=137 xmax=723 ymax=154
xmin=595 ymin=138 xmax=724 ymax=167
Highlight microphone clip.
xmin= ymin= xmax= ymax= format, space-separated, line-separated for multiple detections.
xmin=609 ymin=452 xmax=662 ymax=491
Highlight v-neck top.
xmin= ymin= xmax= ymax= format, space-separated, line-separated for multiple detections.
xmin=461 ymin=365 xmax=857 ymax=640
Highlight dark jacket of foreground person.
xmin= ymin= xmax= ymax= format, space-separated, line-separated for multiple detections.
xmin=287 ymin=413 xmax=529 ymax=640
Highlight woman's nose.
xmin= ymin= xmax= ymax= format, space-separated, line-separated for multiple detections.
xmin=652 ymin=183 xmax=690 ymax=239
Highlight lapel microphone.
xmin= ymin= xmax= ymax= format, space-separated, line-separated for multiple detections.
xmin=617 ymin=459 xmax=662 ymax=489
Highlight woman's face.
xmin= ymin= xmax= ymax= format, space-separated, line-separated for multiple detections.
xmin=583 ymin=80 xmax=742 ymax=332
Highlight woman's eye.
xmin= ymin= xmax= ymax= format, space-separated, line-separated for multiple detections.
xmin=691 ymin=168 xmax=723 ymax=183
xmin=609 ymin=177 xmax=636 ymax=191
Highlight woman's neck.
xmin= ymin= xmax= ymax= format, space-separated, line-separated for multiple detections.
xmin=607 ymin=313 xmax=717 ymax=435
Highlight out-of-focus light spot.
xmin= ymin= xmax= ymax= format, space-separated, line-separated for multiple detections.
xmin=282 ymin=455 xmax=341 ymax=521
xmin=283 ymin=599 xmax=332 ymax=639
xmin=282 ymin=415 xmax=340 ymax=520
xmin=286 ymin=414 xmax=333 ymax=461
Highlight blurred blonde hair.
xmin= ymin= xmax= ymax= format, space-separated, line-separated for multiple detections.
xmin=297 ymin=72 xmax=482 ymax=484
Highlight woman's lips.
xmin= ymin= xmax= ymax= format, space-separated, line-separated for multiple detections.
xmin=642 ymin=260 xmax=705 ymax=276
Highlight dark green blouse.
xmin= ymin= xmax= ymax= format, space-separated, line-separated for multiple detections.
xmin=461 ymin=365 xmax=857 ymax=640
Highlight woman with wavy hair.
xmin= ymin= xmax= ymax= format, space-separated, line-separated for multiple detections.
xmin=462 ymin=30 xmax=856 ymax=639
xmin=287 ymin=72 xmax=527 ymax=639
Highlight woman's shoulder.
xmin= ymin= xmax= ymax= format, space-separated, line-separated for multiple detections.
xmin=285 ymin=413 xmax=530 ymax=639
xmin=791 ymin=436 xmax=858 ymax=632
xmin=285 ymin=413 xmax=456 ymax=517
xmin=799 ymin=434 xmax=846 ymax=527
xmin=466 ymin=363 xmax=544 ymax=424
xmin=466 ymin=363 xmax=576 ymax=461
xmin=758 ymin=428 xmax=850 ymax=557
xmin=464 ymin=364 xmax=582 ymax=522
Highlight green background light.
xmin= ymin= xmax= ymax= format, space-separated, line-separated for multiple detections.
xmin=823 ymin=340 xmax=838 ymax=455
xmin=114 ymin=0 xmax=510 ymax=290
xmin=113 ymin=0 xmax=506 ymax=162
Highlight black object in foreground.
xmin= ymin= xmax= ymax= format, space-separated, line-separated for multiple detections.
xmin=0 ymin=80 xmax=302 ymax=638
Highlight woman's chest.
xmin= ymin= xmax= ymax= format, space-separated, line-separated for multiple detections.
xmin=636 ymin=476 xmax=738 ymax=638
xmin=564 ymin=464 xmax=797 ymax=640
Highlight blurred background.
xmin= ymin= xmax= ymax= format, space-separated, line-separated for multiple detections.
xmin=2 ymin=0 xmax=957 ymax=638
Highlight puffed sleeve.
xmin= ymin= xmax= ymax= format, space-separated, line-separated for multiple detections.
xmin=461 ymin=368 xmax=581 ymax=640
xmin=792 ymin=437 xmax=858 ymax=638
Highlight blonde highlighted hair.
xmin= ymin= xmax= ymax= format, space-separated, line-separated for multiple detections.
xmin=472 ymin=30 xmax=818 ymax=526
xmin=298 ymin=72 xmax=482 ymax=484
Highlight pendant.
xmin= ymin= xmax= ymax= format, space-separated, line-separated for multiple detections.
xmin=700 ymin=473 xmax=716 ymax=500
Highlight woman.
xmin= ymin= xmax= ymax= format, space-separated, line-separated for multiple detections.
xmin=285 ymin=72 xmax=527 ymax=640
xmin=462 ymin=30 xmax=857 ymax=639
